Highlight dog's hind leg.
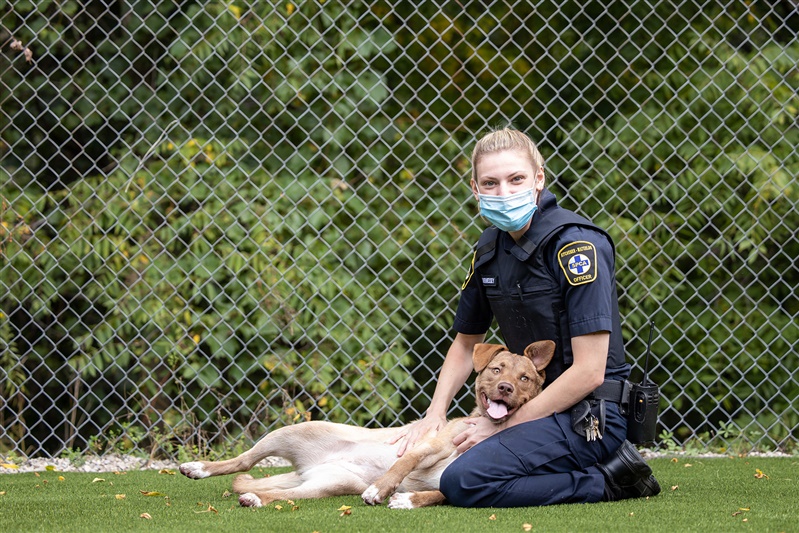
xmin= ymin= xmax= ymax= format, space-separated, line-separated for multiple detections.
xmin=234 ymin=465 xmax=371 ymax=507
xmin=180 ymin=422 xmax=342 ymax=479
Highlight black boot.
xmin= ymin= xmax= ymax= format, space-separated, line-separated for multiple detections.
xmin=597 ymin=440 xmax=661 ymax=501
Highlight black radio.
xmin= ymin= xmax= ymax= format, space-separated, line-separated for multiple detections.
xmin=625 ymin=321 xmax=660 ymax=445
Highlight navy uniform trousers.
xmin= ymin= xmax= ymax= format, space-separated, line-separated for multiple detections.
xmin=439 ymin=402 xmax=627 ymax=508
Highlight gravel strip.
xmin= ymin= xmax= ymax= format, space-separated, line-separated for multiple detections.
xmin=0 ymin=455 xmax=290 ymax=474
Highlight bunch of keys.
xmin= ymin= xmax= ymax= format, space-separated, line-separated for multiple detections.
xmin=584 ymin=414 xmax=602 ymax=442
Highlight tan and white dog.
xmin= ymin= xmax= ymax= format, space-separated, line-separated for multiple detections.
xmin=179 ymin=340 xmax=555 ymax=509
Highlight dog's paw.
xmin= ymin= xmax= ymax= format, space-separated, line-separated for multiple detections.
xmin=239 ymin=492 xmax=263 ymax=508
xmin=388 ymin=492 xmax=415 ymax=510
xmin=361 ymin=484 xmax=383 ymax=505
xmin=179 ymin=461 xmax=210 ymax=479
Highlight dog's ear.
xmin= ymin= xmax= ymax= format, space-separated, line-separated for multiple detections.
xmin=523 ymin=340 xmax=556 ymax=375
xmin=472 ymin=343 xmax=508 ymax=373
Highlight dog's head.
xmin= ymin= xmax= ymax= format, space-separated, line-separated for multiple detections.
xmin=472 ymin=340 xmax=555 ymax=424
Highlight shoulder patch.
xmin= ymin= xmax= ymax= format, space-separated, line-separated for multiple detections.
xmin=557 ymin=241 xmax=598 ymax=286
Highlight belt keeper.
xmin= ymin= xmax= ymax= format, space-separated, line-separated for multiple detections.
xmin=620 ymin=380 xmax=632 ymax=416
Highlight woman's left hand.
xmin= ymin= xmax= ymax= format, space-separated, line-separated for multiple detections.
xmin=453 ymin=416 xmax=505 ymax=454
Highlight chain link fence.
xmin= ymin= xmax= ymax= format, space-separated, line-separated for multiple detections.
xmin=1 ymin=1 xmax=797 ymax=461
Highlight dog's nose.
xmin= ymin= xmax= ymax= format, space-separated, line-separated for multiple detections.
xmin=498 ymin=382 xmax=514 ymax=395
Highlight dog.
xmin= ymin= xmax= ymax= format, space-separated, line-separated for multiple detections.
xmin=179 ymin=340 xmax=555 ymax=509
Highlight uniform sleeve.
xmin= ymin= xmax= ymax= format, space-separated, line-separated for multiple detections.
xmin=547 ymin=226 xmax=617 ymax=338
xmin=452 ymin=250 xmax=494 ymax=334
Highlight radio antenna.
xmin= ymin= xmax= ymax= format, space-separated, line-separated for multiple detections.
xmin=642 ymin=320 xmax=655 ymax=385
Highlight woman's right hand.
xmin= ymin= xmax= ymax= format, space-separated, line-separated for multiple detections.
xmin=388 ymin=412 xmax=448 ymax=457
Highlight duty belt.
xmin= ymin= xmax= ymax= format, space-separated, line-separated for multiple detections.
xmin=586 ymin=379 xmax=632 ymax=416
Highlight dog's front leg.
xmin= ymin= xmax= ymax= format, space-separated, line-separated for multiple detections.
xmin=388 ymin=489 xmax=447 ymax=509
xmin=361 ymin=445 xmax=428 ymax=505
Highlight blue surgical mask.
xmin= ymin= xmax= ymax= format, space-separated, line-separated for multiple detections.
xmin=478 ymin=189 xmax=538 ymax=232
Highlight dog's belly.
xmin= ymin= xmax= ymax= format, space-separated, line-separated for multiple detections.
xmin=299 ymin=439 xmax=403 ymax=484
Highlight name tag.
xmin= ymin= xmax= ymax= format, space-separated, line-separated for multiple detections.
xmin=481 ymin=276 xmax=497 ymax=287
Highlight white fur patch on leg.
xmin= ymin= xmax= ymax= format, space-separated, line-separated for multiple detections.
xmin=361 ymin=484 xmax=382 ymax=505
xmin=179 ymin=461 xmax=210 ymax=479
xmin=388 ymin=492 xmax=415 ymax=510
xmin=239 ymin=493 xmax=263 ymax=507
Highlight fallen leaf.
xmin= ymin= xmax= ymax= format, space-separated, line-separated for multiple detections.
xmin=291 ymin=505 xmax=300 ymax=511
xmin=45 ymin=465 xmax=56 ymax=471
xmin=140 ymin=513 xmax=152 ymax=520
xmin=337 ymin=505 xmax=352 ymax=511
xmin=522 ymin=524 xmax=533 ymax=531
xmin=742 ymin=518 xmax=748 ymax=522
xmin=754 ymin=469 xmax=768 ymax=479
xmin=115 ymin=494 xmax=126 ymax=500
xmin=489 ymin=514 xmax=497 ymax=520
xmin=58 ymin=476 xmax=65 ymax=482
xmin=222 ymin=490 xmax=232 ymax=498
xmin=684 ymin=463 xmax=693 ymax=468
xmin=159 ymin=469 xmax=175 ymax=475
xmin=0 ymin=491 xmax=6 ymax=496
xmin=670 ymin=458 xmax=679 ymax=463
xmin=140 ymin=491 xmax=166 ymax=497
xmin=195 ymin=504 xmax=218 ymax=514
xmin=670 ymin=485 xmax=679 ymax=491
xmin=629 ymin=512 xmax=635 ymax=516
xmin=92 ymin=478 xmax=105 ymax=483
xmin=1 ymin=463 xmax=18 ymax=470
xmin=275 ymin=504 xmax=283 ymax=510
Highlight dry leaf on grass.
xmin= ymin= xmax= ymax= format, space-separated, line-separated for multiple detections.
xmin=754 ymin=469 xmax=768 ymax=479
xmin=140 ymin=491 xmax=166 ymax=497
xmin=115 ymin=494 xmax=126 ymax=500
xmin=140 ymin=513 xmax=152 ymax=520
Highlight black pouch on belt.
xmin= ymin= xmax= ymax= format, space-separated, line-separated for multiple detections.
xmin=570 ymin=399 xmax=606 ymax=440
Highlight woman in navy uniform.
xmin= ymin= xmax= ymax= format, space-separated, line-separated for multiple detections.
xmin=393 ymin=128 xmax=660 ymax=507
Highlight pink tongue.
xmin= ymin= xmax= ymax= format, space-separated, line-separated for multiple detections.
xmin=487 ymin=400 xmax=508 ymax=419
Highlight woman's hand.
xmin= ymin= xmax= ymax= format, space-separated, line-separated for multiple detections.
xmin=389 ymin=412 xmax=448 ymax=457
xmin=452 ymin=416 xmax=504 ymax=454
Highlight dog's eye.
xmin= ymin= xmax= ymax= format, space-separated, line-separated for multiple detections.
xmin=520 ymin=375 xmax=529 ymax=382
xmin=492 ymin=367 xmax=500 ymax=374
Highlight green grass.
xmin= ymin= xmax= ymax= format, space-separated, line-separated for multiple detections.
xmin=1 ymin=457 xmax=797 ymax=532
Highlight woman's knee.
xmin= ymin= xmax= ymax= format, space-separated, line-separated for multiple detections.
xmin=440 ymin=459 xmax=492 ymax=508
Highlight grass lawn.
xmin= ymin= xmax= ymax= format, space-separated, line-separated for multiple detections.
xmin=1 ymin=456 xmax=797 ymax=532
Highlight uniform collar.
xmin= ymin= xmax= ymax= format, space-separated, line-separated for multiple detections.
xmin=505 ymin=188 xmax=559 ymax=261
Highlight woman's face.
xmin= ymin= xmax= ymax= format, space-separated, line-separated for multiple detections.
xmin=471 ymin=149 xmax=545 ymax=199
